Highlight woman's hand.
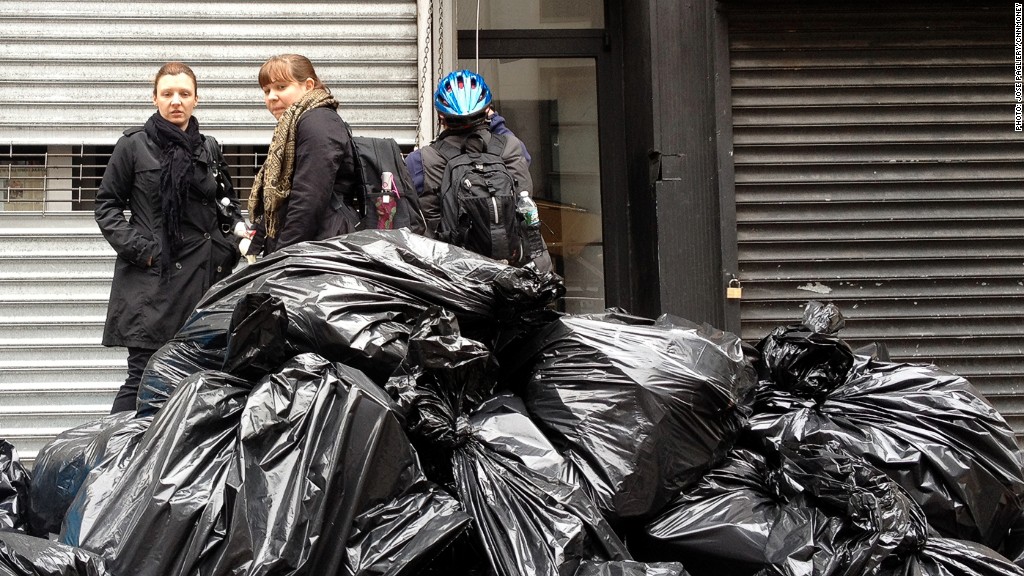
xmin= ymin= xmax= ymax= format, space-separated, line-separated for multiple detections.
xmin=232 ymin=221 xmax=253 ymax=239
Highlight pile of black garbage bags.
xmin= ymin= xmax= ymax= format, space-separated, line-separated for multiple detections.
xmin=4 ymin=229 xmax=1024 ymax=576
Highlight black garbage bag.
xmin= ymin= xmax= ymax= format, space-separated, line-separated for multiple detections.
xmin=0 ymin=531 xmax=108 ymax=576
xmin=137 ymin=292 xmax=297 ymax=417
xmin=138 ymin=229 xmax=563 ymax=417
xmin=0 ymin=441 xmax=31 ymax=533
xmin=451 ymin=399 xmax=630 ymax=576
xmin=749 ymin=346 xmax=1024 ymax=554
xmin=772 ymin=442 xmax=928 ymax=574
xmin=632 ymin=442 xmax=928 ymax=576
xmin=573 ymin=560 xmax=688 ymax=576
xmin=219 ymin=291 xmax=294 ymax=379
xmin=59 ymin=417 xmax=152 ymax=547
xmin=755 ymin=300 xmax=854 ymax=400
xmin=344 ymin=483 xmax=472 ymax=576
xmin=521 ymin=312 xmax=757 ymax=522
xmin=68 ymin=353 xmax=468 ymax=576
xmin=782 ymin=444 xmax=1024 ymax=576
xmin=208 ymin=354 xmax=467 ymax=576
xmin=879 ymin=537 xmax=1024 ymax=575
xmin=136 ymin=339 xmax=234 ymax=416
xmin=386 ymin=308 xmax=630 ymax=576
xmin=27 ymin=412 xmax=141 ymax=536
xmin=62 ymin=370 xmax=251 ymax=576
xmin=631 ymin=447 xmax=819 ymax=576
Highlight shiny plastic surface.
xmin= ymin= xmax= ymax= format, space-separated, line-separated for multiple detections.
xmin=0 ymin=441 xmax=30 ymax=533
xmin=59 ymin=416 xmax=151 ymax=548
xmin=880 ymin=537 xmax=1024 ymax=576
xmin=137 ymin=229 xmax=562 ymax=417
xmin=750 ymin=302 xmax=1024 ymax=556
xmin=0 ymin=531 xmax=109 ymax=576
xmin=755 ymin=300 xmax=855 ymax=399
xmin=523 ymin=312 xmax=757 ymax=521
xmin=635 ymin=442 xmax=929 ymax=576
xmin=27 ymin=412 xmax=137 ymax=536
xmin=386 ymin=308 xmax=631 ymax=576
xmin=344 ymin=484 xmax=471 ymax=576
xmin=573 ymin=561 xmax=688 ymax=576
xmin=63 ymin=355 xmax=466 ymax=576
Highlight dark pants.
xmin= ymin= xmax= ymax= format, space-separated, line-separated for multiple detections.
xmin=110 ymin=346 xmax=157 ymax=414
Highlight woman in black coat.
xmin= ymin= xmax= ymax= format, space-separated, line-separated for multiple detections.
xmin=95 ymin=62 xmax=244 ymax=413
xmin=244 ymin=54 xmax=359 ymax=256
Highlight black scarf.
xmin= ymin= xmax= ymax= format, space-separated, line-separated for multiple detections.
xmin=144 ymin=112 xmax=202 ymax=274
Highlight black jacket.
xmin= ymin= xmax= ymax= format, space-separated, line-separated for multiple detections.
xmin=95 ymin=127 xmax=242 ymax=348
xmin=261 ymin=107 xmax=359 ymax=254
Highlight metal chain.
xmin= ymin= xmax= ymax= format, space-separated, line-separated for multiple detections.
xmin=417 ymin=0 xmax=433 ymax=146
xmin=437 ymin=0 xmax=444 ymax=82
xmin=429 ymin=0 xmax=445 ymax=140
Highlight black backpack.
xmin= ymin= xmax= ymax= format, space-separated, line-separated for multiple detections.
xmin=339 ymin=125 xmax=427 ymax=235
xmin=431 ymin=131 xmax=526 ymax=264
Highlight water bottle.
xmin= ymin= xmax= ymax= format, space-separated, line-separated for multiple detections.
xmin=375 ymin=171 xmax=399 ymax=229
xmin=516 ymin=191 xmax=547 ymax=268
xmin=516 ymin=191 xmax=540 ymax=229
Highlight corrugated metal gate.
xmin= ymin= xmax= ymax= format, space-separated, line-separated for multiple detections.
xmin=726 ymin=4 xmax=1024 ymax=439
xmin=0 ymin=1 xmax=421 ymax=466
xmin=0 ymin=0 xmax=420 ymax=145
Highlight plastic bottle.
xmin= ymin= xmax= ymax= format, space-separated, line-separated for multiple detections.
xmin=516 ymin=191 xmax=540 ymax=228
xmin=516 ymin=191 xmax=547 ymax=267
xmin=376 ymin=171 xmax=399 ymax=229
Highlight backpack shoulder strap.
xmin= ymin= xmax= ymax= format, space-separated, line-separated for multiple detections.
xmin=418 ymin=144 xmax=447 ymax=195
xmin=431 ymin=137 xmax=464 ymax=163
xmin=430 ymin=127 xmax=502 ymax=161
xmin=485 ymin=131 xmax=507 ymax=157
xmin=343 ymin=123 xmax=368 ymax=185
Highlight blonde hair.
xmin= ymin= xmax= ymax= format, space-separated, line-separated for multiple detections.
xmin=258 ymin=54 xmax=327 ymax=90
xmin=153 ymin=62 xmax=197 ymax=96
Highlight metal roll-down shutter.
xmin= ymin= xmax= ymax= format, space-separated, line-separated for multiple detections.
xmin=0 ymin=1 xmax=420 ymax=467
xmin=726 ymin=3 xmax=1024 ymax=440
xmin=0 ymin=1 xmax=420 ymax=145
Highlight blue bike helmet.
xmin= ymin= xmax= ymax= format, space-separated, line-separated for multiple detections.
xmin=434 ymin=70 xmax=492 ymax=125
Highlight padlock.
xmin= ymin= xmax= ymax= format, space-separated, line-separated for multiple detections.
xmin=726 ymin=278 xmax=743 ymax=299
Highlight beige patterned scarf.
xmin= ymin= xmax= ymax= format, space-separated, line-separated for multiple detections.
xmin=249 ymin=88 xmax=338 ymax=238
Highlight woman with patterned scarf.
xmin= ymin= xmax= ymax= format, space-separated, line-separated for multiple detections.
xmin=95 ymin=62 xmax=244 ymax=414
xmin=243 ymin=54 xmax=360 ymax=256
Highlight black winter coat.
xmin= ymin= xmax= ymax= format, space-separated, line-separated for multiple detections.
xmin=261 ymin=107 xmax=359 ymax=254
xmin=95 ymin=127 xmax=242 ymax=349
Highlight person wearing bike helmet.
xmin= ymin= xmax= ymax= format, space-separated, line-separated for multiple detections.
xmin=405 ymin=69 xmax=534 ymax=236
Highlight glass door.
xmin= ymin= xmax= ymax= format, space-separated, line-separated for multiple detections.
xmin=459 ymin=57 xmax=603 ymax=314
xmin=456 ymin=0 xmax=630 ymax=314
